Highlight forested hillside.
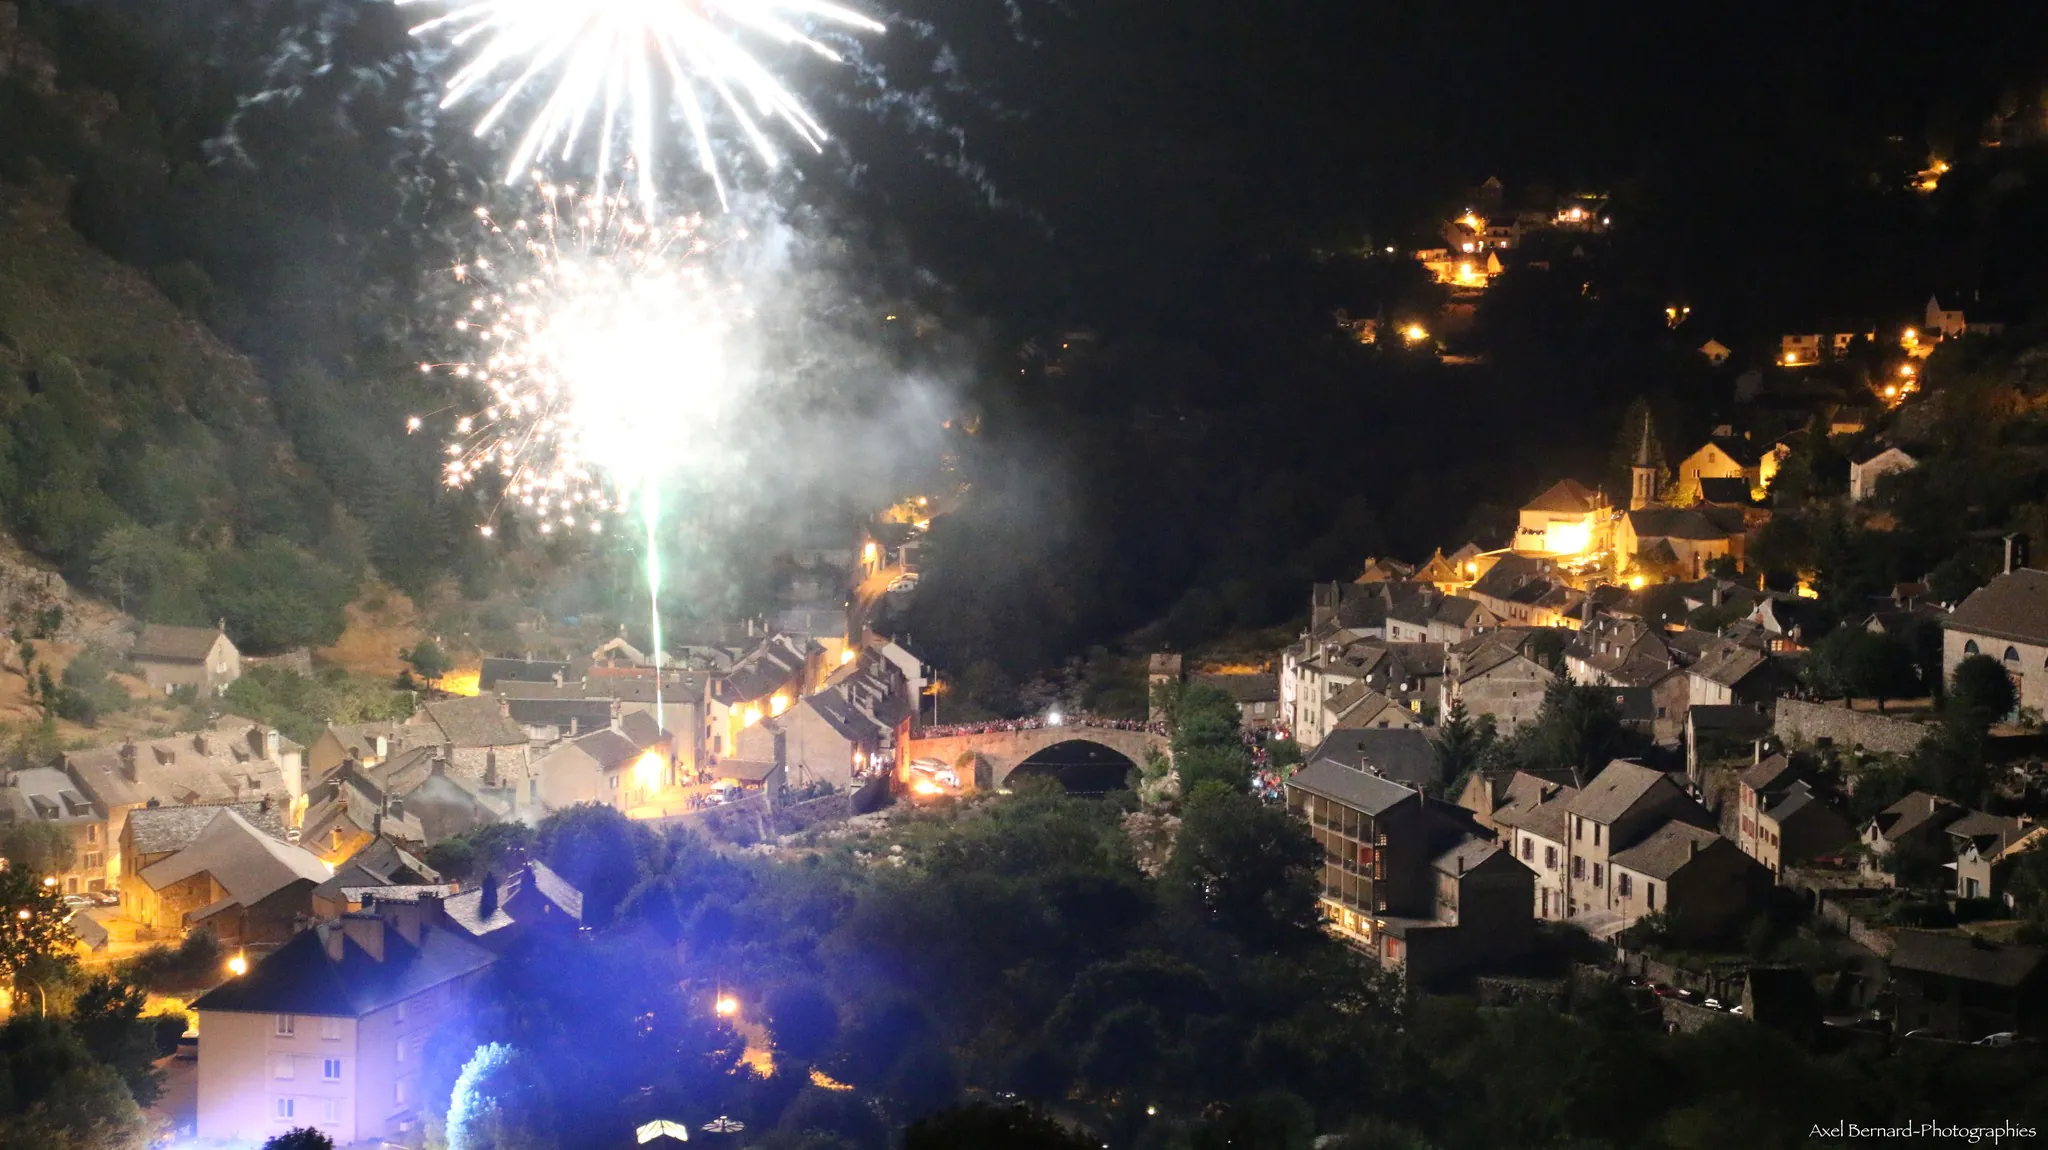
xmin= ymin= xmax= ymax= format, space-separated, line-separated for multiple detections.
xmin=0 ymin=0 xmax=490 ymax=651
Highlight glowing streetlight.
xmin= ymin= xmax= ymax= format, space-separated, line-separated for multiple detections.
xmin=41 ymin=877 xmax=55 ymax=888
xmin=1047 ymin=709 xmax=1064 ymax=726
xmin=714 ymin=994 xmax=740 ymax=1017
xmin=1403 ymin=323 xmax=1429 ymax=343
xmin=228 ymin=953 xmax=249 ymax=977
xmin=1628 ymin=575 xmax=1646 ymax=591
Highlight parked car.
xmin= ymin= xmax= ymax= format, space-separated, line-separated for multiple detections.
xmin=1976 ymin=1031 xmax=2026 ymax=1047
xmin=61 ymin=895 xmax=93 ymax=912
xmin=887 ymin=573 xmax=920 ymax=593
xmin=1702 ymin=998 xmax=1722 ymax=1011
xmin=91 ymin=891 xmax=119 ymax=906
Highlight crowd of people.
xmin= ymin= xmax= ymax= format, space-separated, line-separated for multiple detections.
xmin=1248 ymin=728 xmax=1295 ymax=805
xmin=914 ymin=715 xmax=1168 ymax=738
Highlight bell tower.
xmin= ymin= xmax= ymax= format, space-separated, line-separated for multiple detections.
xmin=1629 ymin=406 xmax=1660 ymax=510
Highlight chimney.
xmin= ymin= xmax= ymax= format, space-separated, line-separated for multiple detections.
xmin=380 ymin=898 xmax=427 ymax=947
xmin=498 ymin=695 xmax=511 ymax=718
xmin=2005 ymin=533 xmax=2029 ymax=575
xmin=569 ymin=717 xmax=580 ymax=737
xmin=553 ymin=669 xmax=564 ymax=687
xmin=1457 ymin=853 xmax=1467 ymax=876
xmin=321 ymin=922 xmax=345 ymax=963
xmin=265 ymin=728 xmax=281 ymax=762
xmin=374 ymin=734 xmax=388 ymax=760
xmin=340 ymin=915 xmax=387 ymax=962
xmin=1688 ymin=838 xmax=1700 ymax=860
xmin=119 ymin=739 xmax=138 ymax=781
xmin=480 ymin=871 xmax=500 ymax=920
xmin=192 ymin=733 xmax=210 ymax=756
xmin=389 ymin=797 xmax=405 ymax=821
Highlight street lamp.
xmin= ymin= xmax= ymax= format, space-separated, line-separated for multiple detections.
xmin=714 ymin=994 xmax=739 ymax=1018
xmin=227 ymin=953 xmax=249 ymax=977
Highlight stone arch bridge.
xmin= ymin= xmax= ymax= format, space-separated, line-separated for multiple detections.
xmin=902 ymin=724 xmax=1169 ymax=789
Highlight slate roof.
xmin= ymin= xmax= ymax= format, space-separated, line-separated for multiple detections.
xmin=132 ymin=624 xmax=226 ymax=663
xmin=1286 ymin=760 xmax=1418 ymax=815
xmin=1704 ymin=435 xmax=1771 ymax=467
xmin=416 ymin=698 xmax=527 ymax=748
xmin=1431 ymin=836 xmax=1503 ymax=878
xmin=137 ymin=809 xmax=330 ymax=904
xmin=1869 ymin=791 xmax=1962 ymax=842
xmin=1307 ymin=728 xmax=1438 ymax=789
xmin=716 ymin=758 xmax=781 ymax=783
xmin=620 ymin=710 xmax=667 ymax=747
xmin=1688 ymin=640 xmax=1770 ymax=688
xmin=125 ymin=801 xmax=287 ymax=857
xmin=1739 ymin=753 xmax=1801 ymax=795
xmin=442 ymin=860 xmax=584 ymax=937
xmin=479 ymin=656 xmax=578 ymax=689
xmin=1627 ymin=506 xmax=1747 ymax=541
xmin=1946 ymin=569 xmax=2048 ymax=647
xmin=191 ymin=918 xmax=496 ymax=1017
xmin=1945 ymin=811 xmax=2026 ymax=851
xmin=1489 ymin=771 xmax=1580 ymax=839
xmin=504 ymin=698 xmax=615 ymax=731
xmin=3 ymin=766 xmax=100 ymax=825
xmin=1762 ymin=780 xmax=1829 ymax=824
xmin=1888 ymin=930 xmax=2048 ymax=988
xmin=1694 ymin=477 xmax=1753 ymax=505
xmin=1566 ymin=760 xmax=1670 ymax=825
xmin=1523 ymin=478 xmax=1603 ymax=515
xmin=314 ymin=837 xmax=440 ymax=899
xmin=562 ymin=728 xmax=643 ymax=771
xmin=67 ymin=727 xmax=289 ymax=811
xmin=718 ymin=635 xmax=809 ymax=703
xmin=1609 ymin=821 xmax=1723 ymax=880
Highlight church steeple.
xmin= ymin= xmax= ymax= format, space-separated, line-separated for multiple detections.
xmin=1629 ymin=405 xmax=1659 ymax=510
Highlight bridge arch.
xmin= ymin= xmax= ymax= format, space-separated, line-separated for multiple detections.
xmin=901 ymin=724 xmax=1168 ymax=791
xmin=1004 ymin=738 xmax=1140 ymax=794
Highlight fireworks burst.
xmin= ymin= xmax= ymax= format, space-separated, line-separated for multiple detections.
xmin=401 ymin=0 xmax=885 ymax=208
xmin=414 ymin=177 xmax=743 ymax=536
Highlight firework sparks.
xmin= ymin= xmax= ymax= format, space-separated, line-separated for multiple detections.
xmin=401 ymin=0 xmax=885 ymax=208
xmin=414 ymin=177 xmax=742 ymax=536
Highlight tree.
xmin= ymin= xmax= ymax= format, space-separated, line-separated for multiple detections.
xmin=764 ymin=981 xmax=840 ymax=1064
xmin=70 ymin=976 xmax=165 ymax=1106
xmin=263 ymin=1129 xmax=337 ymax=1150
xmin=1948 ymin=653 xmax=2017 ymax=731
xmin=537 ymin=804 xmax=652 ymax=926
xmin=88 ymin=524 xmax=205 ymax=621
xmin=0 ymin=820 xmax=73 ymax=874
xmin=424 ymin=823 xmax=537 ymax=885
xmin=446 ymin=1043 xmax=556 ymax=1150
xmin=202 ymin=537 xmax=355 ymax=653
xmin=403 ymin=638 xmax=453 ymax=681
xmin=1802 ymin=628 xmax=1919 ymax=711
xmin=1434 ymin=702 xmax=1497 ymax=796
xmin=1164 ymin=789 xmax=1322 ymax=952
xmin=1520 ymin=682 xmax=1629 ymax=775
xmin=905 ymin=1103 xmax=1100 ymax=1150
xmin=0 ymin=864 xmax=72 ymax=979
xmin=0 ymin=1015 xmax=149 ymax=1150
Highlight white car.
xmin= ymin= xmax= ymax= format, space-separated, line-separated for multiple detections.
xmin=887 ymin=573 xmax=920 ymax=593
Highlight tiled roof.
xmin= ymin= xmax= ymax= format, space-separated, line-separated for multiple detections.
xmin=505 ymin=698 xmax=614 ymax=731
xmin=132 ymin=624 xmax=225 ymax=663
xmin=1628 ymin=506 xmax=1746 ymax=542
xmin=1946 ymin=569 xmax=2048 ymax=647
xmin=1869 ymin=792 xmax=1961 ymax=842
xmin=1565 ymin=760 xmax=1669 ymax=825
xmin=1945 ymin=811 xmax=2026 ymax=851
xmin=314 ymin=838 xmax=439 ymax=898
xmin=1286 ymin=760 xmax=1417 ymax=816
xmin=1694 ymin=477 xmax=1753 ymax=505
xmin=192 ymin=918 xmax=495 ymax=1017
xmin=4 ymin=766 xmax=100 ymax=825
xmin=1609 ymin=820 xmax=1722 ymax=880
xmin=1688 ymin=640 xmax=1769 ymax=688
xmin=478 ymin=656 xmax=580 ymax=688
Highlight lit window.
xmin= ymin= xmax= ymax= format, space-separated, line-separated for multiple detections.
xmin=276 ymin=1014 xmax=297 ymax=1037
xmin=322 ymin=1058 xmax=342 ymax=1081
xmin=276 ymin=1097 xmax=295 ymax=1120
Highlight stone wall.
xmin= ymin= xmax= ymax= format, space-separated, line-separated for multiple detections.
xmin=1774 ymin=698 xmax=1927 ymax=757
xmin=771 ymin=791 xmax=852 ymax=836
